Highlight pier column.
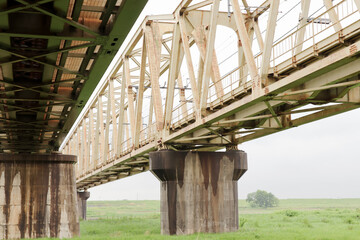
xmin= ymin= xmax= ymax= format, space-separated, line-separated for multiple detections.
xmin=150 ymin=150 xmax=247 ymax=235
xmin=77 ymin=191 xmax=90 ymax=220
xmin=0 ymin=154 xmax=79 ymax=239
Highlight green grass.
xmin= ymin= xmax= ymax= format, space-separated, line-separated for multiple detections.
xmin=87 ymin=200 xmax=160 ymax=219
xmin=37 ymin=199 xmax=360 ymax=240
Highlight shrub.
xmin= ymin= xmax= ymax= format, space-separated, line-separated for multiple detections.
xmin=246 ymin=190 xmax=279 ymax=208
xmin=345 ymin=218 xmax=354 ymax=224
xmin=284 ymin=210 xmax=299 ymax=217
xmin=321 ymin=218 xmax=330 ymax=223
xmin=303 ymin=218 xmax=313 ymax=228
xmin=239 ymin=218 xmax=247 ymax=227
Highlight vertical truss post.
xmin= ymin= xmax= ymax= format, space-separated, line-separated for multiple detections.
xmin=98 ymin=95 xmax=104 ymax=164
xmin=193 ymin=26 xmax=224 ymax=99
xmin=147 ymin=95 xmax=154 ymax=138
xmin=253 ymin=20 xmax=264 ymax=52
xmin=124 ymin=57 xmax=135 ymax=140
xmin=86 ymin=116 xmax=91 ymax=173
xmin=117 ymin=109 xmax=125 ymax=155
xmin=81 ymin=120 xmax=86 ymax=175
xmin=134 ymin=38 xmax=147 ymax=149
xmin=85 ymin=119 xmax=90 ymax=174
xmin=89 ymin=109 xmax=95 ymax=170
xmin=75 ymin=131 xmax=79 ymax=176
xmin=109 ymin=79 xmax=117 ymax=156
xmin=260 ymin=0 xmax=279 ymax=84
xmin=231 ymin=0 xmax=260 ymax=96
xmin=145 ymin=22 xmax=164 ymax=132
xmin=103 ymin=81 xmax=111 ymax=162
xmin=323 ymin=0 xmax=342 ymax=32
xmin=164 ymin=23 xmax=181 ymax=135
xmin=71 ymin=137 xmax=75 ymax=156
xmin=177 ymin=74 xmax=188 ymax=119
xmin=197 ymin=54 xmax=204 ymax=96
xmin=140 ymin=121 xmax=145 ymax=144
xmin=68 ymin=138 xmax=72 ymax=155
xmin=200 ymin=0 xmax=220 ymax=116
xmin=295 ymin=0 xmax=311 ymax=54
xmin=68 ymin=141 xmax=71 ymax=155
xmin=93 ymin=102 xmax=100 ymax=168
xmin=178 ymin=15 xmax=201 ymax=117
xmin=238 ymin=21 xmax=254 ymax=85
xmin=117 ymin=67 xmax=127 ymax=156
xmin=78 ymin=124 xmax=83 ymax=175
xmin=124 ymin=109 xmax=131 ymax=150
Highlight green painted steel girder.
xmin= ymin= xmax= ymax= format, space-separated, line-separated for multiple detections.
xmin=0 ymin=0 xmax=148 ymax=152
xmin=55 ymin=0 xmax=149 ymax=149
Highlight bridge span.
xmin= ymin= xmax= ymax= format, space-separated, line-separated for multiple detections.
xmin=59 ymin=0 xmax=360 ymax=235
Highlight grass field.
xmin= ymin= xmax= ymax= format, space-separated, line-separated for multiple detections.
xmin=42 ymin=199 xmax=360 ymax=240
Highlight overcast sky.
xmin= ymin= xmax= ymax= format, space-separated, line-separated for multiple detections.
xmin=87 ymin=0 xmax=360 ymax=200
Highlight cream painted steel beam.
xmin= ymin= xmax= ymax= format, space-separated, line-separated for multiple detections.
xmin=117 ymin=73 xmax=127 ymax=155
xmin=103 ymin=82 xmax=111 ymax=162
xmin=295 ymin=0 xmax=311 ymax=55
xmin=253 ymin=20 xmax=264 ymax=52
xmin=178 ymin=14 xmax=201 ymax=116
xmin=230 ymin=0 xmax=260 ymax=95
xmin=356 ymin=0 xmax=360 ymax=12
xmin=251 ymin=0 xmax=271 ymax=19
xmin=134 ymin=38 xmax=147 ymax=149
xmin=145 ymin=23 xmax=165 ymax=132
xmin=259 ymin=0 xmax=279 ymax=81
xmin=124 ymin=57 xmax=136 ymax=140
xmin=164 ymin=23 xmax=181 ymax=135
xmin=323 ymin=0 xmax=342 ymax=32
xmin=199 ymin=0 xmax=220 ymax=116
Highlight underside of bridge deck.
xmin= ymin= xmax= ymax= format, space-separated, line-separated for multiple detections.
xmin=0 ymin=0 xmax=148 ymax=153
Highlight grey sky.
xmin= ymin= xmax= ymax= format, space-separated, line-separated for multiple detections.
xmin=87 ymin=0 xmax=360 ymax=200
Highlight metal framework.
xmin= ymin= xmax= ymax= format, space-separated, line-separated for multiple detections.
xmin=60 ymin=0 xmax=360 ymax=190
xmin=0 ymin=0 xmax=148 ymax=153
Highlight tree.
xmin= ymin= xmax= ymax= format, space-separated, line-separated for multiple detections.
xmin=246 ymin=190 xmax=279 ymax=208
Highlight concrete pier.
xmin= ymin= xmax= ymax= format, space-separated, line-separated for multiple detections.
xmin=150 ymin=150 xmax=247 ymax=235
xmin=77 ymin=191 xmax=90 ymax=220
xmin=0 ymin=154 xmax=79 ymax=239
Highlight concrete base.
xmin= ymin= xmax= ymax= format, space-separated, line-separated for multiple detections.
xmin=77 ymin=191 xmax=90 ymax=220
xmin=0 ymin=154 xmax=79 ymax=239
xmin=150 ymin=150 xmax=247 ymax=235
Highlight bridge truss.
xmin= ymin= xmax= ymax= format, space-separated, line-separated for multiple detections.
xmin=60 ymin=0 xmax=360 ymax=190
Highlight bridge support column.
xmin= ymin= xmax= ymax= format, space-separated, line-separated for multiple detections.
xmin=77 ymin=191 xmax=90 ymax=220
xmin=150 ymin=150 xmax=247 ymax=235
xmin=0 ymin=154 xmax=79 ymax=239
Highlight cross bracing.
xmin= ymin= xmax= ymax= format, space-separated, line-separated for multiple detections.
xmin=59 ymin=0 xmax=360 ymax=190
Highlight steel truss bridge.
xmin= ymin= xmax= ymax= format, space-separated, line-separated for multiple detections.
xmin=36 ymin=0 xmax=360 ymax=190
